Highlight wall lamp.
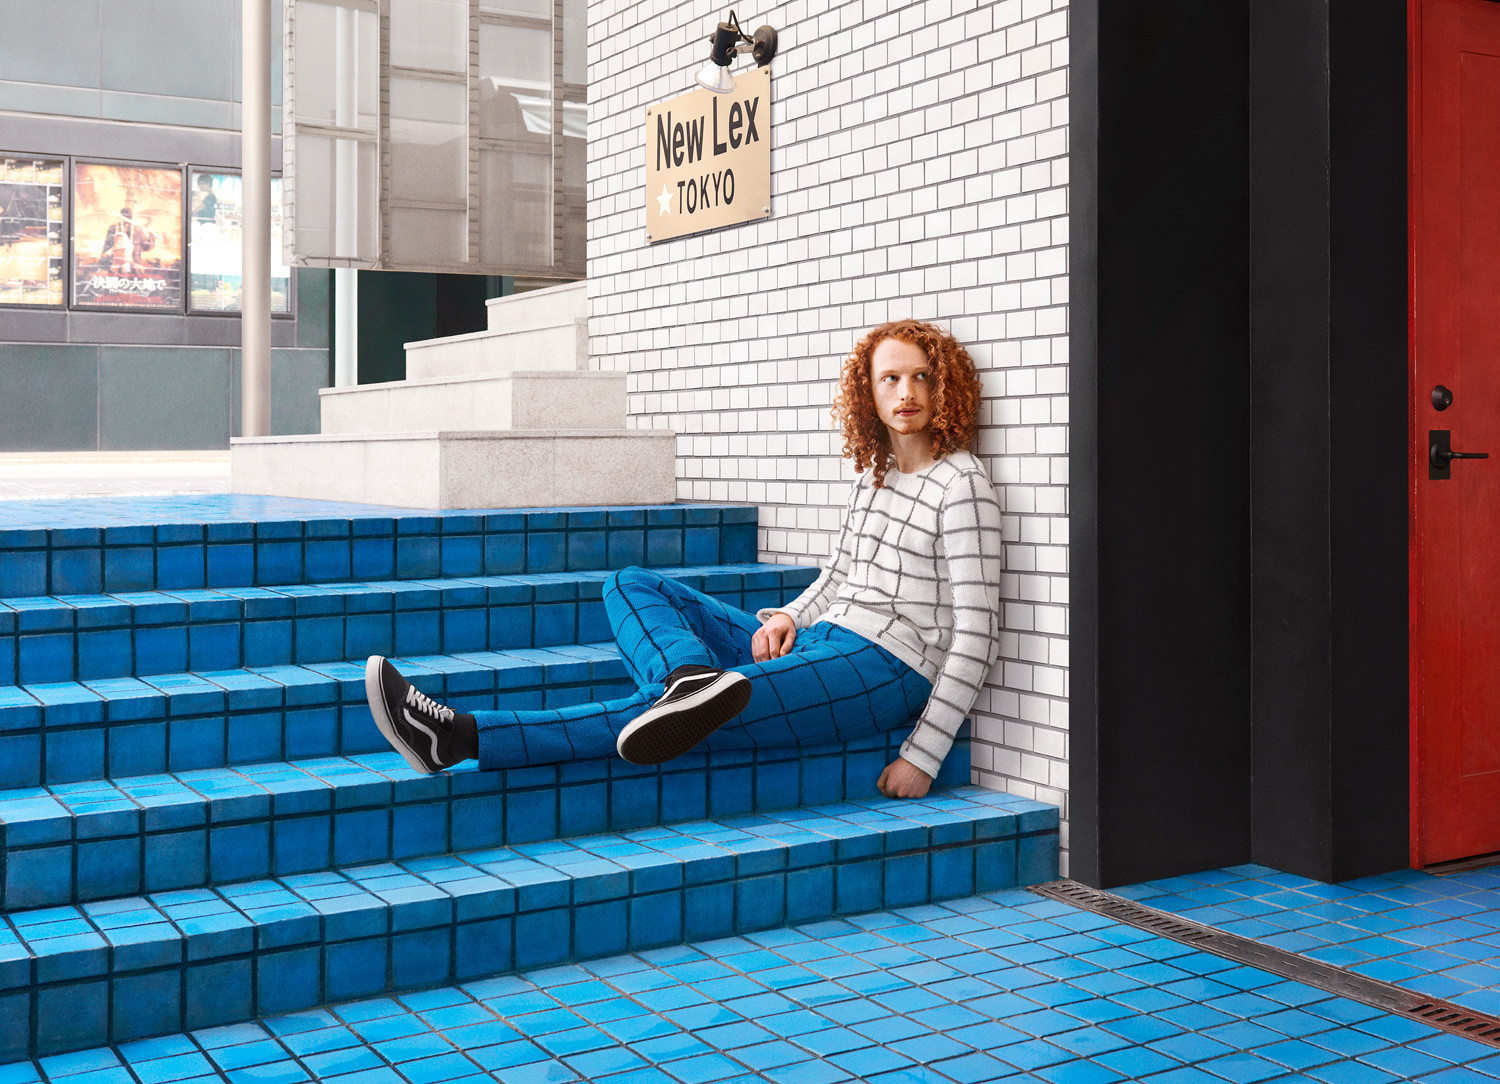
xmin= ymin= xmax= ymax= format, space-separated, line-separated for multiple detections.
xmin=694 ymin=10 xmax=778 ymax=94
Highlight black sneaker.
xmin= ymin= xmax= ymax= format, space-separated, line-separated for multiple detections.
xmin=365 ymin=655 xmax=472 ymax=773
xmin=615 ymin=664 xmax=752 ymax=765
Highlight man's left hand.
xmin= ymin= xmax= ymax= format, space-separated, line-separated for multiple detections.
xmin=877 ymin=757 xmax=932 ymax=799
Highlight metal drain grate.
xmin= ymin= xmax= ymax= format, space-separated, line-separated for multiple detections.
xmin=1030 ymin=879 xmax=1500 ymax=1047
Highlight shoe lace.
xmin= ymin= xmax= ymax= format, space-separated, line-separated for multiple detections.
xmin=405 ymin=685 xmax=455 ymax=723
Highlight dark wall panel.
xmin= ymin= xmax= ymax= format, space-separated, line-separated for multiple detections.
xmin=1076 ymin=0 xmax=1254 ymax=888
xmin=0 ymin=345 xmax=99 ymax=451
xmin=99 ymin=346 xmax=232 ymax=450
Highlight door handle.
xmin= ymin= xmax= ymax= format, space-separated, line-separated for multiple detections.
xmin=1429 ymin=429 xmax=1490 ymax=480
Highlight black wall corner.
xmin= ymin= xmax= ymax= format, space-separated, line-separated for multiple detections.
xmin=1074 ymin=1 xmax=1254 ymax=888
xmin=1075 ymin=0 xmax=1411 ymax=887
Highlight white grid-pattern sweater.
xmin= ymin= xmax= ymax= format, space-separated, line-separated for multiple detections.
xmin=758 ymin=450 xmax=1004 ymax=778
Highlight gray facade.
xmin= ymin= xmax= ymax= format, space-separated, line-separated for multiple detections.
xmin=0 ymin=0 xmax=332 ymax=450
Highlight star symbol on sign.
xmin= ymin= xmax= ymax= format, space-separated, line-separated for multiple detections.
xmin=656 ymin=185 xmax=673 ymax=215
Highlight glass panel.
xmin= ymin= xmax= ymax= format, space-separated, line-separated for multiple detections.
xmin=562 ymin=0 xmax=584 ymax=86
xmin=390 ymin=77 xmax=468 ymax=202
xmin=293 ymin=134 xmax=378 ymax=260
xmin=481 ymin=0 xmax=550 ymax=17
xmin=389 ymin=207 xmax=467 ymax=265
xmin=71 ymin=161 xmax=183 ymax=310
xmin=478 ymin=86 xmax=552 ymax=143
xmin=292 ymin=2 xmax=379 ymax=129
xmin=479 ymin=23 xmax=552 ymax=90
xmin=0 ymin=158 xmax=66 ymax=307
xmin=188 ymin=173 xmax=292 ymax=313
xmin=560 ymin=105 xmax=584 ymax=271
xmin=390 ymin=0 xmax=467 ymax=72
xmin=480 ymin=149 xmax=550 ymax=269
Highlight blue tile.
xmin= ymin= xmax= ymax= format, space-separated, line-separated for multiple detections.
xmin=135 ymin=625 xmax=189 ymax=675
xmin=630 ymin=892 xmax=683 ymax=950
xmin=111 ymin=970 xmax=183 ymax=1043
xmin=19 ymin=632 xmax=73 ymax=684
xmin=0 ymin=551 xmax=47 ymax=596
xmin=77 ymin=838 xmax=142 ymax=901
xmin=52 ymin=549 xmax=104 ymax=594
xmin=36 ymin=982 xmax=108 ymax=1055
xmin=7 ymin=846 xmax=72 ymax=909
xmin=104 ymin=548 xmax=155 ymax=592
xmin=256 ymin=543 xmax=304 ymax=586
xmin=45 ymin=726 xmax=105 ymax=784
xmin=145 ymin=830 xmax=208 ymax=892
xmin=157 ymin=546 xmax=206 ymax=590
xmin=185 ymin=959 xmax=253 ymax=1030
xmin=304 ymin=541 xmax=352 ymax=582
xmin=392 ymin=928 xmax=453 ymax=989
xmin=515 ymin=910 xmax=570 ymax=970
xmin=77 ymin=629 xmax=131 ymax=681
xmin=575 ymin=901 xmax=629 ymax=959
xmin=455 ymin=918 xmax=513 ymax=981
xmin=325 ymin=938 xmax=390 ymax=1002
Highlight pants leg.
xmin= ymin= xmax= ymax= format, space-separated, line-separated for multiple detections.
xmin=472 ymin=569 xmax=931 ymax=770
xmin=474 ymin=567 xmax=760 ymax=768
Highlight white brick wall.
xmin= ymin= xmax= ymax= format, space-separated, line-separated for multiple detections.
xmin=586 ymin=0 xmax=1071 ymax=867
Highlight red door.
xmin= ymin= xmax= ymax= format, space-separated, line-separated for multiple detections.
xmin=1412 ymin=0 xmax=1500 ymax=865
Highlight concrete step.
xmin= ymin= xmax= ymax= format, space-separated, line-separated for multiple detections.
xmin=319 ymin=371 xmax=626 ymax=435
xmin=484 ymin=280 xmax=586 ymax=331
xmin=403 ymin=320 xmax=590 ymax=381
xmin=0 ymin=785 xmax=1055 ymax=1058
xmin=0 ymin=562 xmax=815 ymax=686
xmin=0 ymin=727 xmax=974 ymax=911
xmin=231 ymin=430 xmax=677 ymax=510
xmin=0 ymin=504 xmax=759 ymax=598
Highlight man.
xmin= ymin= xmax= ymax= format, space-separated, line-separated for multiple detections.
xmin=365 ymin=319 xmax=1003 ymax=799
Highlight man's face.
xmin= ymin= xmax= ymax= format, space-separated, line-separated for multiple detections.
xmin=870 ymin=337 xmax=934 ymax=437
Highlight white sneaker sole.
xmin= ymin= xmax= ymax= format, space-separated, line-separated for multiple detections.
xmin=616 ymin=671 xmax=752 ymax=765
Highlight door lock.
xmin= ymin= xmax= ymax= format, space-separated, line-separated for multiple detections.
xmin=1429 ymin=429 xmax=1490 ymax=480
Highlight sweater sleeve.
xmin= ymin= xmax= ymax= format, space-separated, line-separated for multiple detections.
xmin=898 ymin=470 xmax=1004 ymax=778
xmin=755 ymin=478 xmax=863 ymax=628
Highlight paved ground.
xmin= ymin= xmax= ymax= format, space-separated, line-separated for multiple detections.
xmin=0 ymin=455 xmax=230 ymax=501
xmin=5 ymin=881 xmax=1500 ymax=1084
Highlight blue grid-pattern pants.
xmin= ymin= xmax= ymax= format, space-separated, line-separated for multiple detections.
xmin=474 ymin=566 xmax=932 ymax=770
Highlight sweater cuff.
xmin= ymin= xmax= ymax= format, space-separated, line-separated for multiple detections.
xmin=755 ymin=606 xmax=796 ymax=625
xmin=897 ymin=734 xmax=947 ymax=781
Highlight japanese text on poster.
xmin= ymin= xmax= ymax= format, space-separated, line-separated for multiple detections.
xmin=72 ymin=162 xmax=183 ymax=310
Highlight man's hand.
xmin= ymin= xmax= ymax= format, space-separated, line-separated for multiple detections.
xmin=877 ymin=757 xmax=933 ymax=799
xmin=752 ymin=612 xmax=797 ymax=662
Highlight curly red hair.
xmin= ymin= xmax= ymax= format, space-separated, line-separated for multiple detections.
xmin=830 ymin=320 xmax=983 ymax=488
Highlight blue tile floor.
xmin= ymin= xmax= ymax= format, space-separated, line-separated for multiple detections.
xmin=10 ymin=886 xmax=1500 ymax=1084
xmin=1121 ymin=863 xmax=1500 ymax=1021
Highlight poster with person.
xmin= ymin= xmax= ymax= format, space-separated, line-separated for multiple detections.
xmin=71 ymin=162 xmax=183 ymax=309
xmin=0 ymin=158 xmax=66 ymax=307
xmin=188 ymin=171 xmax=291 ymax=312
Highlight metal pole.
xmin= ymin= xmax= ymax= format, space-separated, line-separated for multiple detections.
xmin=333 ymin=6 xmax=359 ymax=387
xmin=242 ymin=0 xmax=273 ymax=435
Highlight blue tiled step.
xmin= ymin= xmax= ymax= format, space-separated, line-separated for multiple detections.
xmin=0 ymin=786 xmax=1058 ymax=1059
xmin=0 ymin=562 xmax=818 ymax=685
xmin=0 ymin=644 xmax=633 ymax=788
xmin=0 ymin=729 xmax=974 ymax=911
xmin=0 ymin=505 xmax=759 ymax=598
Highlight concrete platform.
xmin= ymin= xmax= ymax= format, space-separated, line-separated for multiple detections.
xmin=230 ymin=430 xmax=677 ymax=509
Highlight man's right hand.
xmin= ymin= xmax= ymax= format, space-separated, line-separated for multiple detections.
xmin=752 ymin=613 xmax=797 ymax=662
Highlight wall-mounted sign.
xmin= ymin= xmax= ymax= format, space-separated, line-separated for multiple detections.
xmin=644 ymin=66 xmax=770 ymax=243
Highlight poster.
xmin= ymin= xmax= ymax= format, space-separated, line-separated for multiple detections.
xmin=72 ymin=162 xmax=183 ymax=310
xmin=0 ymin=158 xmax=66 ymax=307
xmin=189 ymin=172 xmax=291 ymax=313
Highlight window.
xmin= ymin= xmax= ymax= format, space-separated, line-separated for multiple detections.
xmin=284 ymin=0 xmax=584 ymax=277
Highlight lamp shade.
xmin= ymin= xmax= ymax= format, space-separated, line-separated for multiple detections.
xmin=695 ymin=61 xmax=736 ymax=93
